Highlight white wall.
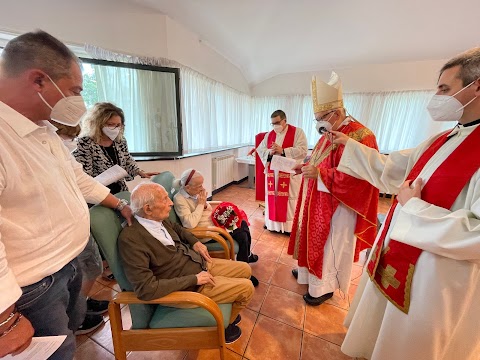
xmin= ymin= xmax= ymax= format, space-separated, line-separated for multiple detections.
xmin=251 ymin=59 xmax=447 ymax=96
xmin=0 ymin=0 xmax=249 ymax=93
xmin=126 ymin=146 xmax=251 ymax=194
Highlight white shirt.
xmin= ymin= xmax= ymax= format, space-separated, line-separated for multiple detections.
xmin=134 ymin=215 xmax=175 ymax=246
xmin=0 ymin=101 xmax=110 ymax=313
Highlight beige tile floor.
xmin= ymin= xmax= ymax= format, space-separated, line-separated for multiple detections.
xmin=75 ymin=184 xmax=391 ymax=360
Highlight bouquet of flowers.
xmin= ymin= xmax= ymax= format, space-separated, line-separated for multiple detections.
xmin=211 ymin=202 xmax=249 ymax=232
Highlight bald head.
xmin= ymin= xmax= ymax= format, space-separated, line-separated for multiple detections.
xmin=130 ymin=182 xmax=173 ymax=221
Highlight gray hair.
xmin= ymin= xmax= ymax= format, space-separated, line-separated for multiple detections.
xmin=172 ymin=169 xmax=203 ymax=190
xmin=440 ymin=47 xmax=480 ymax=86
xmin=0 ymin=30 xmax=79 ymax=80
xmin=130 ymin=182 xmax=164 ymax=215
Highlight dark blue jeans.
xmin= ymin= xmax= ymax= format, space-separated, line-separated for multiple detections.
xmin=16 ymin=258 xmax=85 ymax=360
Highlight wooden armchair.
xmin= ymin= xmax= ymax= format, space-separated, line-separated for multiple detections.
xmin=90 ymin=192 xmax=231 ymax=360
xmin=151 ymin=172 xmax=238 ymax=260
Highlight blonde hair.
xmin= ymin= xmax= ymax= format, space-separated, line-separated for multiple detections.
xmin=80 ymin=102 xmax=125 ymax=143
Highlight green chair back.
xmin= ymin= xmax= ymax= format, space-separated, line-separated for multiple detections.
xmin=151 ymin=172 xmax=181 ymax=224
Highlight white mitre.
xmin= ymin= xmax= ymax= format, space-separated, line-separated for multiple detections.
xmin=311 ymin=71 xmax=344 ymax=113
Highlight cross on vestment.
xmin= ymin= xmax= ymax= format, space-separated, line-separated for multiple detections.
xmin=268 ymin=181 xmax=273 ymax=188
xmin=280 ymin=182 xmax=287 ymax=189
xmin=378 ymin=264 xmax=400 ymax=289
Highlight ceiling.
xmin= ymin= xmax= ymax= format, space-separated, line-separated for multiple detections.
xmin=131 ymin=0 xmax=479 ymax=85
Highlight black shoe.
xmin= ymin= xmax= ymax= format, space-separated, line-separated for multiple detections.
xmin=263 ymin=224 xmax=267 ymax=229
xmin=283 ymin=232 xmax=291 ymax=236
xmin=75 ymin=314 xmax=104 ymax=335
xmin=225 ymin=323 xmax=242 ymax=344
xmin=86 ymin=298 xmax=109 ymax=315
xmin=250 ymin=275 xmax=259 ymax=287
xmin=303 ymin=292 xmax=334 ymax=306
xmin=232 ymin=314 xmax=241 ymax=326
xmin=248 ymin=254 xmax=259 ymax=263
xmin=291 ymin=269 xmax=298 ymax=279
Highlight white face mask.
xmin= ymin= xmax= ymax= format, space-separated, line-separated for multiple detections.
xmin=427 ymin=79 xmax=478 ymax=122
xmin=102 ymin=127 xmax=120 ymax=141
xmin=38 ymin=75 xmax=87 ymax=126
xmin=63 ymin=138 xmax=78 ymax=153
xmin=273 ymin=124 xmax=284 ymax=133
xmin=315 ymin=111 xmax=336 ymax=134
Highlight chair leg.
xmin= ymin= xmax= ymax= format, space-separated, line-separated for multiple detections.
xmin=109 ymin=302 xmax=127 ymax=360
xmin=219 ymin=345 xmax=226 ymax=360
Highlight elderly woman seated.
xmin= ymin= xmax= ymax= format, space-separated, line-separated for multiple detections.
xmin=173 ymin=169 xmax=259 ymax=286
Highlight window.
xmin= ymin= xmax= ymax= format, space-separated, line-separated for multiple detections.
xmin=81 ymin=58 xmax=182 ymax=157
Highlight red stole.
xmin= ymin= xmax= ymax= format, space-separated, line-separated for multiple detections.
xmin=267 ymin=125 xmax=296 ymax=222
xmin=288 ymin=121 xmax=379 ymax=278
xmin=368 ymin=125 xmax=480 ymax=313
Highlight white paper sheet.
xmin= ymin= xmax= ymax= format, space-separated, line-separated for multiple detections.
xmin=3 ymin=336 xmax=66 ymax=360
xmin=94 ymin=164 xmax=129 ymax=186
xmin=269 ymin=155 xmax=297 ymax=174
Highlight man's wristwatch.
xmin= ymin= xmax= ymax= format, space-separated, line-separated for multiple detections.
xmin=116 ymin=199 xmax=128 ymax=211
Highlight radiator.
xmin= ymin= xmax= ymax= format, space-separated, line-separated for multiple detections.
xmin=212 ymin=155 xmax=235 ymax=190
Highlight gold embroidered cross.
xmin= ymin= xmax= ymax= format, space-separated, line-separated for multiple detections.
xmin=280 ymin=182 xmax=287 ymax=189
xmin=268 ymin=181 xmax=273 ymax=188
xmin=378 ymin=264 xmax=400 ymax=289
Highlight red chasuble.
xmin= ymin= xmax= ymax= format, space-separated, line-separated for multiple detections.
xmin=367 ymin=125 xmax=480 ymax=313
xmin=288 ymin=121 xmax=379 ymax=279
xmin=266 ymin=125 xmax=297 ymax=222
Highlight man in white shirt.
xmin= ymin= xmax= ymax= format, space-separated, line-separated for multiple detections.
xmin=0 ymin=30 xmax=133 ymax=359
xmin=333 ymin=48 xmax=480 ymax=359
xmin=256 ymin=110 xmax=308 ymax=234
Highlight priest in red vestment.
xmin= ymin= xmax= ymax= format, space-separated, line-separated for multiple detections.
xmin=288 ymin=72 xmax=379 ymax=306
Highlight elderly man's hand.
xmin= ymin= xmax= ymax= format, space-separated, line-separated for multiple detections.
xmin=331 ymin=131 xmax=350 ymax=146
xmin=193 ymin=241 xmax=212 ymax=263
xmin=301 ymin=165 xmax=319 ymax=179
xmin=120 ymin=205 xmax=133 ymax=226
xmin=197 ymin=190 xmax=207 ymax=206
xmin=397 ymin=178 xmax=422 ymax=206
xmin=196 ymin=271 xmax=216 ymax=286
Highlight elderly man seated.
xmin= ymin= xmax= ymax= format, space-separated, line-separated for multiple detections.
xmin=173 ymin=169 xmax=259 ymax=286
xmin=118 ymin=183 xmax=254 ymax=344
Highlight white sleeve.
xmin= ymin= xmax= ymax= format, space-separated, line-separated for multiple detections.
xmin=390 ymin=175 xmax=480 ymax=264
xmin=284 ymin=128 xmax=308 ymax=161
xmin=0 ymin=163 xmax=22 ymax=313
xmin=256 ymin=133 xmax=270 ymax=167
xmin=70 ymin=154 xmax=110 ymax=204
xmin=317 ymin=175 xmax=330 ymax=193
xmin=338 ymin=139 xmax=414 ymax=194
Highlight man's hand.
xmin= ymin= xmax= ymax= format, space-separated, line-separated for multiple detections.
xmin=270 ymin=142 xmax=283 ymax=155
xmin=0 ymin=314 xmax=34 ymax=358
xmin=193 ymin=241 xmax=213 ymax=263
xmin=292 ymin=163 xmax=303 ymax=175
xmin=301 ymin=165 xmax=319 ymax=179
xmin=397 ymin=178 xmax=422 ymax=206
xmin=120 ymin=205 xmax=133 ymax=226
xmin=331 ymin=131 xmax=350 ymax=146
xmin=196 ymin=271 xmax=216 ymax=286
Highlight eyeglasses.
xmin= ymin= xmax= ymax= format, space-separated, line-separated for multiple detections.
xmin=105 ymin=124 xmax=124 ymax=130
xmin=313 ymin=111 xmax=336 ymax=123
xmin=270 ymin=119 xmax=285 ymax=126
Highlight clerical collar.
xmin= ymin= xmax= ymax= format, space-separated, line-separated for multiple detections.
xmin=460 ymin=118 xmax=480 ymax=127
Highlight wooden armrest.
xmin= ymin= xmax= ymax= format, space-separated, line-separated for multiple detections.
xmin=187 ymin=226 xmax=235 ymax=260
xmin=109 ymin=291 xmax=225 ymax=332
xmin=207 ymin=201 xmax=222 ymax=206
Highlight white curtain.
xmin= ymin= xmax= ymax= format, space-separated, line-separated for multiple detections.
xmin=180 ymin=68 xmax=251 ymax=153
xmin=94 ymin=65 xmax=179 ymax=153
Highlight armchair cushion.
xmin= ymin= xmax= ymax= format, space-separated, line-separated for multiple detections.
xmin=149 ymin=304 xmax=232 ymax=329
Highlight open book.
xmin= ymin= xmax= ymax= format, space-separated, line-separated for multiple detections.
xmin=269 ymin=155 xmax=297 ymax=174
xmin=94 ymin=165 xmax=129 ymax=186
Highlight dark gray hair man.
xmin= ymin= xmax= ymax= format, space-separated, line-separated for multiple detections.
xmin=0 ymin=30 xmax=133 ymax=359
